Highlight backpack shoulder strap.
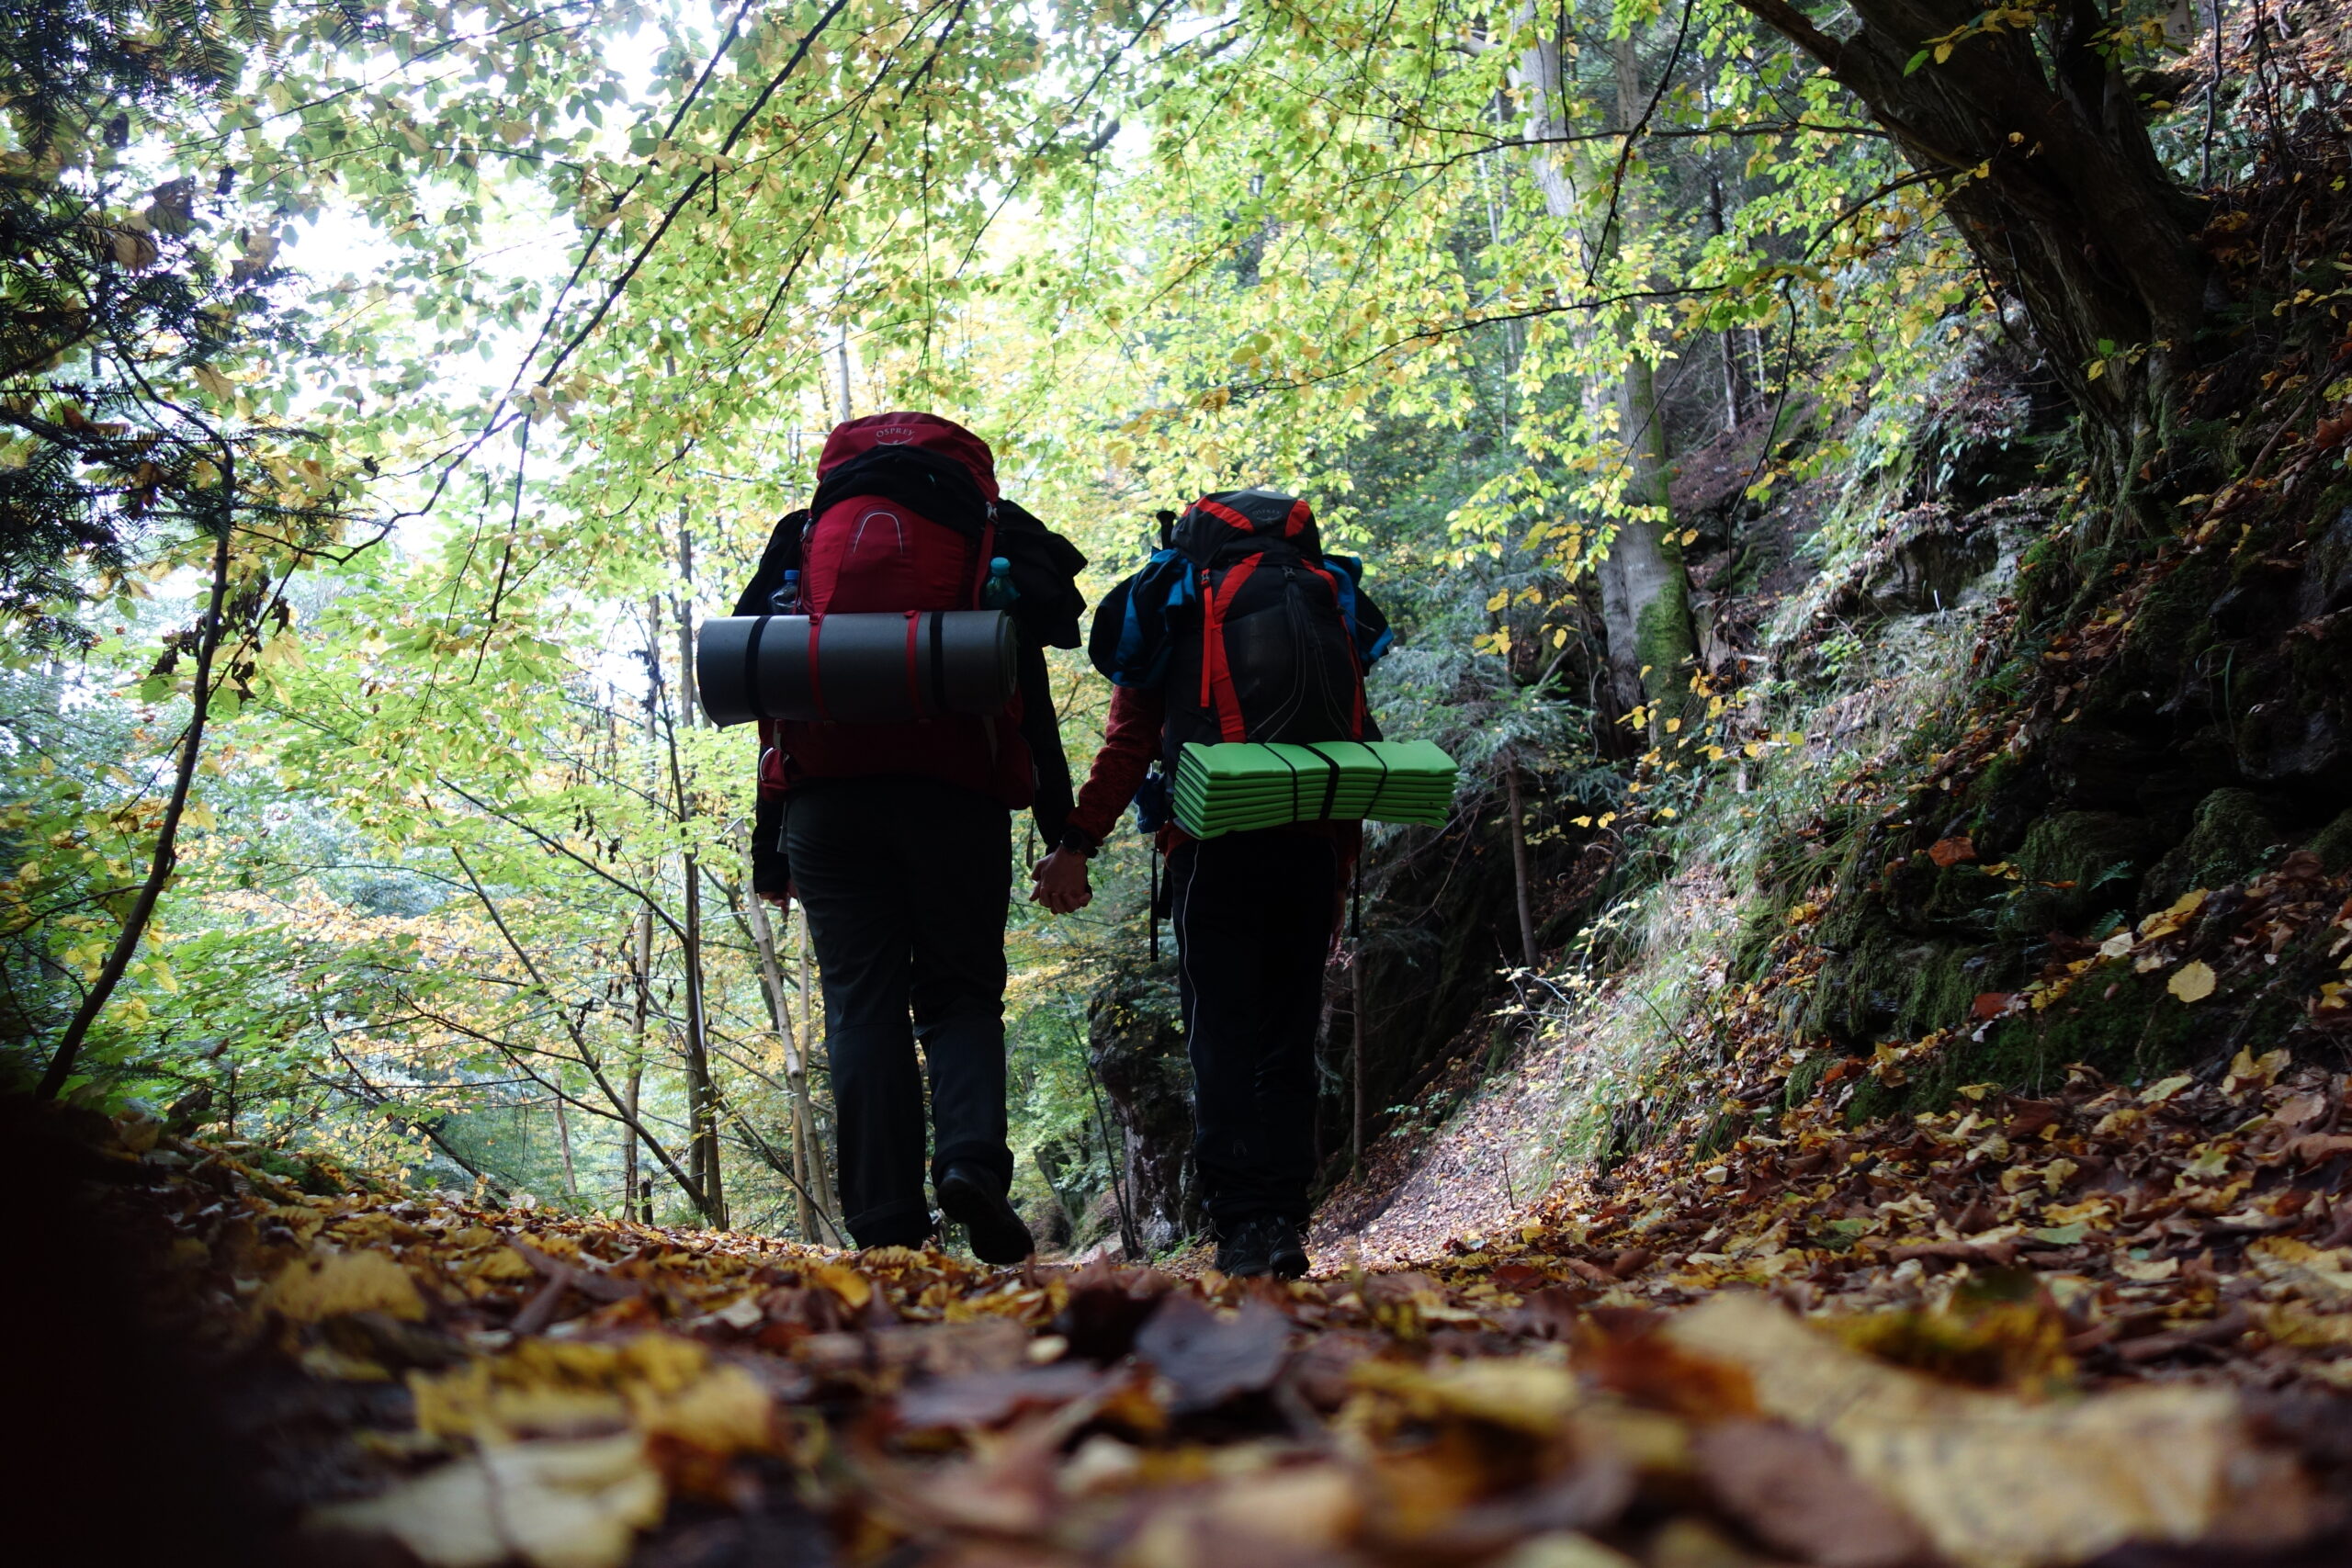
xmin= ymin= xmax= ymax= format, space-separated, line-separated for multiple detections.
xmin=1198 ymin=551 xmax=1264 ymax=742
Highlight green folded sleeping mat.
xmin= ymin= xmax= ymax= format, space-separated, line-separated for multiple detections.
xmin=1173 ymin=739 xmax=1457 ymax=840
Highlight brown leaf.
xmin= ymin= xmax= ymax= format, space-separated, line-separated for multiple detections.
xmin=1693 ymin=1420 xmax=1935 ymax=1568
xmin=1928 ymin=835 xmax=1977 ymax=868
xmin=894 ymin=1362 xmax=1114 ymax=1430
xmin=1134 ymin=1294 xmax=1293 ymax=1413
xmin=1971 ymin=991 xmax=2015 ymax=1021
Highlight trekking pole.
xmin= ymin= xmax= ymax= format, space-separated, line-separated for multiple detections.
xmin=1148 ymin=843 xmax=1160 ymax=964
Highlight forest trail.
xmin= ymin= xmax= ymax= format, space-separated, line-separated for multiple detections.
xmin=68 ymin=979 xmax=2352 ymax=1568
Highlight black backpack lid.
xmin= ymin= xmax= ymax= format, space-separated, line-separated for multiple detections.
xmin=1172 ymin=487 xmax=1321 ymax=564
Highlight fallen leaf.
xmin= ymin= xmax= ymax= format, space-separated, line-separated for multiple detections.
xmin=2167 ymin=961 xmax=2218 ymax=1003
xmin=264 ymin=1249 xmax=426 ymax=1324
xmin=1351 ymin=1355 xmax=1580 ymax=1435
xmin=1928 ymin=836 xmax=1977 ymax=868
xmin=812 ymin=1262 xmax=872 ymax=1312
xmin=1665 ymin=1293 xmax=2304 ymax=1568
xmin=1488 ymin=1531 xmax=1641 ymax=1568
xmin=1692 ymin=1420 xmax=1934 ymax=1568
xmin=896 ymin=1362 xmax=1113 ymax=1429
xmin=1133 ymin=1294 xmax=1291 ymax=1413
xmin=308 ymin=1434 xmax=663 ymax=1568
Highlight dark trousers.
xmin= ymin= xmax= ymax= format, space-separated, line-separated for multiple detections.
xmin=1169 ymin=829 xmax=1338 ymax=1233
xmin=784 ymin=778 xmax=1013 ymax=1247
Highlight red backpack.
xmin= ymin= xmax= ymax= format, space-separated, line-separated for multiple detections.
xmin=733 ymin=413 xmax=1086 ymax=837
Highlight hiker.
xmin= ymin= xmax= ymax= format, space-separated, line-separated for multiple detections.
xmin=1032 ymin=489 xmax=1392 ymax=1278
xmin=738 ymin=412 xmax=1087 ymax=1263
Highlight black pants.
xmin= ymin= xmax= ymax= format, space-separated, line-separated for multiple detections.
xmin=1169 ymin=829 xmax=1338 ymax=1233
xmin=785 ymin=778 xmax=1013 ymax=1247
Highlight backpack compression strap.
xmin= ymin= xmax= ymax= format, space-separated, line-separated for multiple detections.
xmin=1198 ymin=555 xmax=1261 ymax=743
xmin=1302 ymin=560 xmax=1371 ymax=739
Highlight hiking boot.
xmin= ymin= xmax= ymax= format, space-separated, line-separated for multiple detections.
xmin=1215 ymin=1214 xmax=1302 ymax=1279
xmin=1267 ymin=1220 xmax=1309 ymax=1280
xmin=936 ymin=1163 xmax=1034 ymax=1266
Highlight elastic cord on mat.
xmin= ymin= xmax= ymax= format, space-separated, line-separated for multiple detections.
xmin=929 ymin=610 xmax=947 ymax=713
xmin=741 ymin=613 xmax=772 ymax=720
xmin=1269 ymin=743 xmax=1303 ymax=826
xmin=1299 ymin=741 xmax=1344 ymax=822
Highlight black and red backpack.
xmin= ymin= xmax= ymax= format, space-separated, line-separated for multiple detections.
xmin=1089 ymin=488 xmax=1393 ymax=770
xmin=735 ymin=412 xmax=1086 ymax=895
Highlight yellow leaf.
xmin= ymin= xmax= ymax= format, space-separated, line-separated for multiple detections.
xmin=2168 ymin=961 xmax=2217 ymax=1003
xmin=263 ymin=1250 xmax=427 ymax=1324
xmin=1666 ymin=1294 xmax=2290 ymax=1568
xmin=813 ymin=1262 xmax=871 ymax=1311
xmin=309 ymin=1433 xmax=662 ymax=1568
xmin=1487 ymin=591 xmax=1510 ymax=612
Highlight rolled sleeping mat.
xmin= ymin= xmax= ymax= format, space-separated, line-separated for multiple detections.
xmin=695 ymin=610 xmax=1016 ymax=727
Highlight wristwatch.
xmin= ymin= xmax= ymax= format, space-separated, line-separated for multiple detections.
xmin=1057 ymin=827 xmax=1100 ymax=859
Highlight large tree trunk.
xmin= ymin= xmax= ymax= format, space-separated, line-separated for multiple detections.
xmin=1520 ymin=22 xmax=1700 ymax=726
xmin=1735 ymin=0 xmax=2208 ymax=473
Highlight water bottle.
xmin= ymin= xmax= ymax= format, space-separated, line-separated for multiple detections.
xmin=769 ymin=569 xmax=801 ymax=614
xmin=981 ymin=556 xmax=1016 ymax=610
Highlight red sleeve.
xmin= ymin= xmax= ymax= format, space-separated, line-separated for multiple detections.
xmin=1066 ymin=684 xmax=1164 ymax=847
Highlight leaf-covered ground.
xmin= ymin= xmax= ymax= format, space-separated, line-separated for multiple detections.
xmin=52 ymin=1024 xmax=2352 ymax=1568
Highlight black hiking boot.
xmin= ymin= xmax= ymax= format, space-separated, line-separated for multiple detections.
xmin=936 ymin=1163 xmax=1034 ymax=1266
xmin=1267 ymin=1220 xmax=1309 ymax=1280
xmin=1216 ymin=1214 xmax=1305 ymax=1279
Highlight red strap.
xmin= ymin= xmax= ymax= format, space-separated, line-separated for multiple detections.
xmin=1195 ymin=498 xmax=1256 ymax=533
xmin=903 ymin=610 xmax=924 ymax=718
xmin=1202 ymin=555 xmax=1258 ymax=742
xmin=807 ymin=615 xmax=830 ymax=721
xmin=1283 ymin=498 xmax=1312 ymax=537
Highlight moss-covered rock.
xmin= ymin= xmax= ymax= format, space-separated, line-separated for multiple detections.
xmin=1999 ymin=810 xmax=2156 ymax=936
xmin=2143 ymin=787 xmax=2287 ymax=906
xmin=2308 ymin=805 xmax=2352 ymax=875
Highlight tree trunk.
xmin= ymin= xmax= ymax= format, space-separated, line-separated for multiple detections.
xmin=797 ymin=898 xmax=842 ymax=1225
xmin=626 ymin=907 xmax=650 ymax=1218
xmin=552 ymin=1093 xmax=578 ymax=1199
xmin=1733 ymin=0 xmax=2208 ymax=472
xmin=673 ymin=507 xmax=702 ymax=728
xmin=38 ymin=513 xmax=235 ymax=1099
xmin=1605 ymin=31 xmax=1701 ymax=725
xmin=748 ymin=883 xmax=832 ymax=1242
xmin=1504 ymin=764 xmax=1540 ymax=970
xmin=682 ymin=856 xmax=725 ymax=1228
xmin=1517 ymin=21 xmax=1699 ymax=728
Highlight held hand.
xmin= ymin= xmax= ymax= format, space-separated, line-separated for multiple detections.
xmin=1030 ymin=848 xmax=1092 ymax=915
